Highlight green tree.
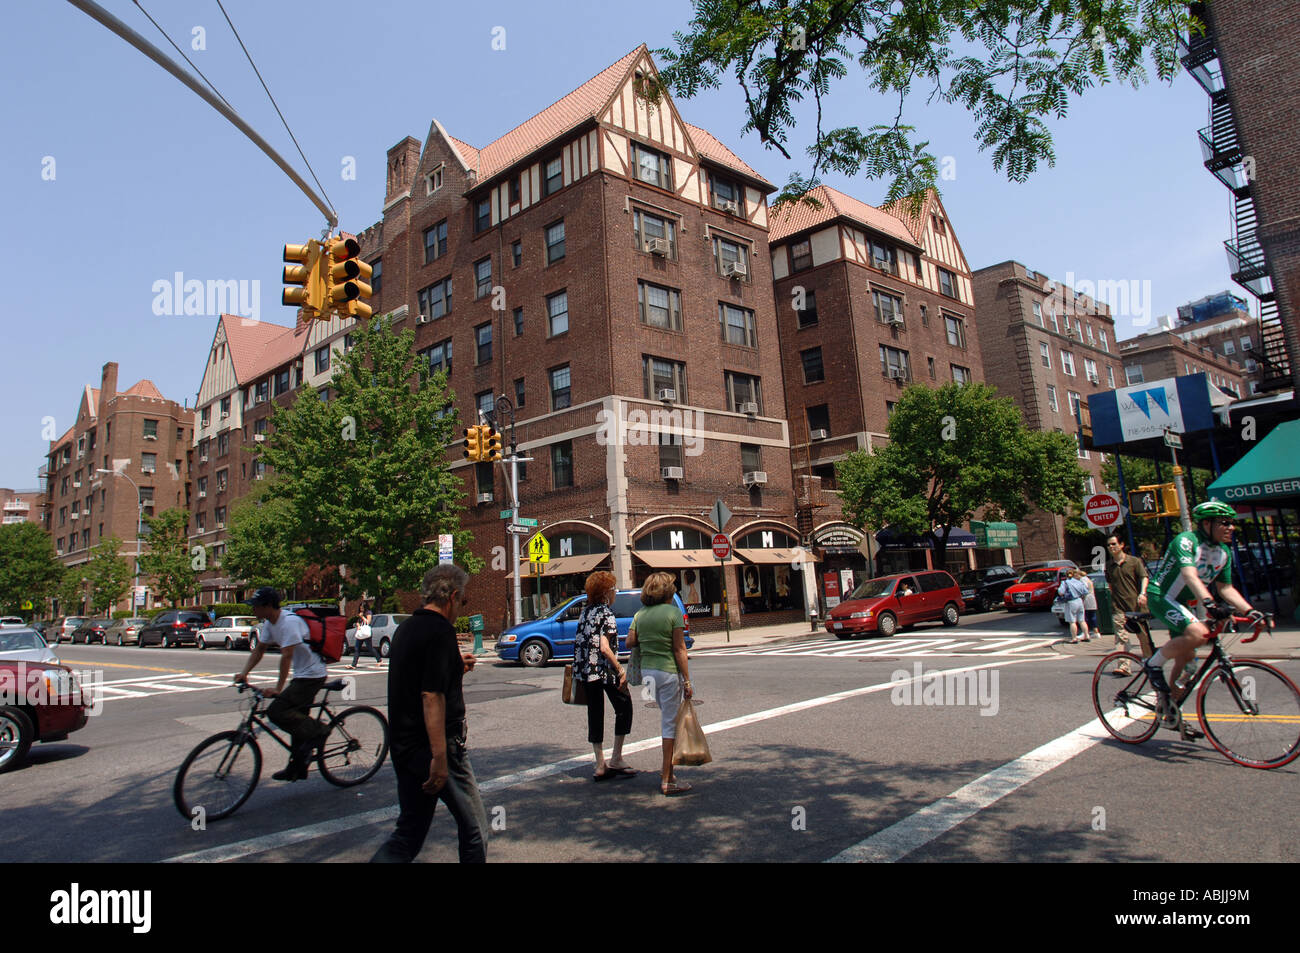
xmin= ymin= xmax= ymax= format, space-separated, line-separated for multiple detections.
xmin=222 ymin=479 xmax=307 ymax=592
xmin=652 ymin=1 xmax=1197 ymax=207
xmin=257 ymin=315 xmax=483 ymax=607
xmin=84 ymin=536 xmax=134 ymax=615
xmin=138 ymin=508 xmax=198 ymax=607
xmin=836 ymin=382 xmax=1087 ymax=567
xmin=0 ymin=523 xmax=65 ymax=618
xmin=56 ymin=566 xmax=87 ymax=617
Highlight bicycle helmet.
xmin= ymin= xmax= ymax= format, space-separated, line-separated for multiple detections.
xmin=1192 ymin=500 xmax=1236 ymax=521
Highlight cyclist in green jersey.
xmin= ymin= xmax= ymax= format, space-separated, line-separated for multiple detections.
xmin=1143 ymin=500 xmax=1267 ymax=697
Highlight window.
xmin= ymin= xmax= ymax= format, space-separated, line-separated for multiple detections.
xmin=1084 ymin=475 xmax=1096 ymax=495
xmin=919 ymin=303 xmax=928 ymax=326
xmin=509 ymin=176 xmax=521 ymax=206
xmin=927 ymin=356 xmax=936 ymax=379
xmin=143 ymin=419 xmax=158 ymax=439
xmin=315 ymin=346 xmax=330 ymax=374
xmin=476 ymin=391 xmax=495 ymax=418
xmin=631 ymin=142 xmax=671 ymax=189
xmin=254 ymin=418 xmax=267 ymax=436
xmin=474 ymin=198 xmax=491 ymax=234
xmin=718 ymin=304 xmax=756 ymax=348
xmin=474 ymin=258 xmax=492 ymax=299
xmin=514 ymin=378 xmax=526 ymax=408
xmin=639 ymin=282 xmax=682 ymax=330
xmin=714 ymin=237 xmax=749 ymax=278
xmin=274 ymin=369 xmax=290 ymax=396
xmin=141 ymin=452 xmax=157 ymax=473
xmin=659 ymin=431 xmax=683 ymax=471
xmin=723 ymin=371 xmax=764 ymax=414
xmin=547 ymin=291 xmax=569 ymax=336
xmin=790 ymin=239 xmax=812 ymax=273
xmin=201 ymin=407 xmax=211 ymax=427
xmin=217 ymin=432 xmax=230 ymax=456
xmin=476 ymin=461 xmax=494 ymax=498
xmin=870 ymin=240 xmax=898 ymax=275
xmin=545 ymin=221 xmax=565 ymax=264
xmin=1245 ymin=357 xmax=1258 ymax=372
xmin=1240 ymin=335 xmax=1253 ymax=351
xmin=1061 ymin=350 xmax=1076 ymax=376
xmin=423 ymin=220 xmax=448 ymax=263
xmin=1040 ymin=342 xmax=1051 ymax=367
xmin=643 ymin=356 xmax=687 ymax=402
xmin=199 ymin=437 xmax=209 ymax=460
xmin=419 ymin=338 xmax=453 ymax=376
xmin=1100 ymin=328 xmax=1109 ymax=352
xmin=710 ymin=174 xmax=740 ymax=210
xmin=426 ymin=165 xmax=443 ymax=194
xmin=551 ymin=441 xmax=573 ymax=488
xmin=219 ymin=396 xmax=231 ymax=418
xmin=196 ymin=512 xmax=206 ymax=533
xmin=475 ymin=323 xmax=492 ymax=364
xmin=951 ymin=364 xmax=971 ymax=384
xmin=1107 ymin=366 xmax=1115 ymax=388
xmin=1223 ymin=339 xmax=1236 ymax=356
xmin=1046 ymin=384 xmax=1059 ymax=412
xmin=807 ymin=404 xmax=830 ymax=435
xmin=634 ymin=210 xmax=676 ymax=257
xmin=215 ymin=505 xmax=227 ymax=526
xmin=879 ymin=345 xmax=910 ymax=380
xmin=938 ymin=267 xmax=956 ymax=298
xmin=550 ymin=365 xmax=571 ymax=410
xmin=418 ymin=277 xmax=453 ymax=320
xmin=1084 ymin=358 xmax=1098 ymax=381
xmin=796 ymin=289 xmax=818 ymax=327
xmin=944 ymin=314 xmax=967 ymax=349
xmin=255 ymin=379 xmax=269 ymax=404
xmin=931 ymin=214 xmax=946 ymax=235
xmin=511 ymin=240 xmax=522 ymax=268
xmin=1067 ymin=391 xmax=1082 ymax=419
xmin=544 ymin=156 xmax=563 ymax=196
xmin=741 ymin=443 xmax=761 ymax=473
xmin=1085 ymin=324 xmax=1095 ymax=345
xmin=1033 ymin=301 xmax=1044 ymax=327
xmin=513 ymin=307 xmax=523 ymax=336
xmin=1126 ymin=365 xmax=1144 ymax=385
xmin=873 ymin=290 xmax=903 ymax=325
xmin=369 ymin=258 xmax=381 ymax=297
xmin=801 ymin=348 xmax=825 ymax=384
xmin=1049 ymin=309 xmax=1060 ymax=334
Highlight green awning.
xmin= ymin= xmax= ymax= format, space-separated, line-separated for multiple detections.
xmin=1207 ymin=419 xmax=1300 ymax=503
xmin=970 ymin=521 xmax=1019 ymax=547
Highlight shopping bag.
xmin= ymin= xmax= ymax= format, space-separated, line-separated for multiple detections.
xmin=627 ymin=645 xmax=642 ymax=688
xmin=562 ymin=665 xmax=588 ymax=705
xmin=672 ymin=698 xmax=712 ymax=766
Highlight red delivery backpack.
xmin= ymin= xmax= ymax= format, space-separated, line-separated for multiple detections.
xmin=296 ymin=608 xmax=346 ymax=664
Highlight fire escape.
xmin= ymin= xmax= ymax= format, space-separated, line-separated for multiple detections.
xmin=1181 ymin=5 xmax=1291 ymax=392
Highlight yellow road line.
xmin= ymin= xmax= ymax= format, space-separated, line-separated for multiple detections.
xmin=62 ymin=659 xmax=197 ymax=674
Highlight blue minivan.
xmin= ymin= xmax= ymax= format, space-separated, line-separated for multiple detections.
xmin=495 ymin=589 xmax=693 ymax=667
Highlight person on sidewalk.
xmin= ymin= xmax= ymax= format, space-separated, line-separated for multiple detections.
xmin=573 ymin=571 xmax=635 ymax=781
xmin=627 ymin=571 xmax=693 ymax=796
xmin=1105 ymin=533 xmax=1150 ymax=676
xmin=1081 ymin=572 xmax=1103 ymax=642
xmin=371 ymin=565 xmax=488 ymax=863
xmin=234 ymin=587 xmax=327 ymax=782
xmin=350 ymin=605 xmax=382 ymax=668
xmin=1062 ymin=570 xmax=1091 ymax=643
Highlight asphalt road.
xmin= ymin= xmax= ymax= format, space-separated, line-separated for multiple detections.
xmin=7 ymin=609 xmax=1298 ymax=863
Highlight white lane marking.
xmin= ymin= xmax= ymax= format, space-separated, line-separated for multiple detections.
xmin=162 ymin=656 xmax=1048 ymax=863
xmin=826 ymin=713 xmax=1131 ymax=863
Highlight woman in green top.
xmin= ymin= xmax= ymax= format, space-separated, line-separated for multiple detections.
xmin=627 ymin=572 xmax=693 ymax=795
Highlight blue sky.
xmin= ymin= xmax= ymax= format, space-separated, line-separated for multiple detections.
xmin=1 ymin=0 xmax=1232 ymax=488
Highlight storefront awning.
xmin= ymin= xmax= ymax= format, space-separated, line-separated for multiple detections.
xmin=1207 ymin=419 xmax=1300 ymax=503
xmin=735 ymin=547 xmax=816 ymax=564
xmin=874 ymin=526 xmax=978 ymax=550
xmin=633 ymin=549 xmax=742 ymax=568
xmin=506 ymin=553 xmax=609 ymax=579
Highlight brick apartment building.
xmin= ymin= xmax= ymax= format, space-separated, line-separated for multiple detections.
xmin=43 ymin=362 xmax=194 ymax=615
xmin=2 ymin=487 xmax=45 ymax=527
xmin=1168 ymin=290 xmax=1265 ymax=393
xmin=972 ymin=261 xmax=1122 ymax=564
xmin=768 ymin=185 xmax=988 ymax=582
xmin=1119 ymin=327 xmax=1250 ymax=397
xmin=350 ymin=45 xmax=803 ymax=630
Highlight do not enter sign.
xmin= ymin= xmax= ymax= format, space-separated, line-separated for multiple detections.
xmin=1084 ymin=492 xmax=1122 ymax=529
xmin=712 ymin=533 xmax=731 ymax=560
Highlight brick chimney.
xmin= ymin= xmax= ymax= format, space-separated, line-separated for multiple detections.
xmin=386 ymin=136 xmax=421 ymax=204
xmin=101 ymin=362 xmax=119 ymax=405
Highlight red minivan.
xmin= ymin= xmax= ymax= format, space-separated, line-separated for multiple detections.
xmin=826 ymin=570 xmax=965 ymax=638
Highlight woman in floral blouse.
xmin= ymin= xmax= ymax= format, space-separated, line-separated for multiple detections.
xmin=573 ymin=571 xmax=635 ymax=781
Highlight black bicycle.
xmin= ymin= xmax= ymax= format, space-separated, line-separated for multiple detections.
xmin=1091 ymin=611 xmax=1300 ymax=769
xmin=173 ymin=679 xmax=389 ymax=821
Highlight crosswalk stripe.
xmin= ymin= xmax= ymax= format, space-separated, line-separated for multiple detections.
xmin=704 ymin=636 xmax=1060 ymax=659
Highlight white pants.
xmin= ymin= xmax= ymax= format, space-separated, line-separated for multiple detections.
xmin=641 ymin=669 xmax=682 ymax=738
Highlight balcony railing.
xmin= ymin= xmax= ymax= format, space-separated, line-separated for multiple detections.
xmin=1225 ymin=235 xmax=1273 ymax=298
xmin=3 ymin=500 xmax=30 ymax=511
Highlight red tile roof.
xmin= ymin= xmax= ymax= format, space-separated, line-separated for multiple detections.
xmin=684 ymin=123 xmax=770 ymax=186
xmin=447 ymin=136 xmax=480 ymax=171
xmin=220 ymin=314 xmax=300 ymax=384
xmin=122 ymin=380 xmax=164 ymax=399
xmin=768 ymin=184 xmax=920 ymax=247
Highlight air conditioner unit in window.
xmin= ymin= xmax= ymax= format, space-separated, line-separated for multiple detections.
xmin=198 ymin=491 xmax=206 ymax=499
xmin=70 ymin=512 xmax=79 ymax=520
xmin=416 ymin=313 xmax=430 ymax=325
xmin=661 ymin=466 xmax=684 ymax=481
xmin=144 ymin=434 xmax=157 ymax=440
xmin=739 ymin=401 xmax=759 ymax=417
xmin=658 ymin=388 xmax=677 ymax=403
xmin=142 ymin=468 xmax=155 ymax=474
xmin=200 ymin=455 xmax=208 ymax=463
xmin=720 ymin=199 xmax=739 ymax=213
xmin=810 ymin=429 xmax=830 ymax=441
xmin=1087 ymin=374 xmax=1100 ymax=384
xmin=254 ymin=434 xmax=265 ymax=443
xmin=254 ymin=473 xmax=264 ymax=481
xmin=645 ymin=237 xmax=669 ymax=256
xmin=73 ymin=481 xmax=81 ymax=489
xmin=217 ymin=522 xmax=225 ymax=530
xmin=722 ymin=260 xmax=747 ymax=279
xmin=220 ymin=412 xmax=229 ymax=420
xmin=743 ymin=470 xmax=768 ymax=486
xmin=889 ymin=368 xmax=910 ymax=382
xmin=477 ymin=492 xmax=494 ymax=504
xmin=888 ymin=315 xmax=905 ymax=326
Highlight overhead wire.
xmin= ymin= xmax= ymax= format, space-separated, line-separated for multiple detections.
xmin=131 ymin=0 xmax=235 ymax=112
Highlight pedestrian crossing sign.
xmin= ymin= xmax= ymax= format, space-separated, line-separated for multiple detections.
xmin=527 ymin=533 xmax=550 ymax=563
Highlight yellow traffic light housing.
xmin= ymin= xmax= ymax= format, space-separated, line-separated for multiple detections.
xmin=327 ymin=237 xmax=373 ymax=320
xmin=483 ymin=426 xmax=504 ymax=461
xmin=463 ymin=425 xmax=483 ymax=461
xmin=282 ymin=240 xmax=325 ymax=316
xmin=1133 ymin=483 xmax=1179 ymax=519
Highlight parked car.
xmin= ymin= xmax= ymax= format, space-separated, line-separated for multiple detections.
xmin=70 ymin=618 xmax=112 ymax=645
xmin=103 ymin=617 xmax=148 ymax=646
xmin=1003 ymin=565 xmax=1077 ymax=612
xmin=0 ymin=660 xmax=92 ymax=773
xmin=344 ymin=613 xmax=411 ymax=658
xmin=496 ymin=590 xmax=694 ymax=667
xmin=956 ymin=565 xmax=1021 ymax=613
xmin=201 ymin=616 xmax=260 ymax=651
xmin=0 ymin=628 xmax=60 ymax=664
xmin=48 ymin=618 xmax=86 ymax=644
xmin=826 ymin=570 xmax=964 ymax=639
xmin=136 ymin=610 xmax=212 ymax=648
xmin=0 ymin=616 xmax=27 ymax=627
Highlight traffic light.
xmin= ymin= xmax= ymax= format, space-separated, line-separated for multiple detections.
xmin=1131 ymin=483 xmax=1179 ymax=519
xmin=482 ymin=425 xmax=504 ymax=461
xmin=326 ymin=237 xmax=373 ymax=320
xmin=463 ymin=425 xmax=483 ymax=461
xmin=282 ymin=240 xmax=324 ymax=316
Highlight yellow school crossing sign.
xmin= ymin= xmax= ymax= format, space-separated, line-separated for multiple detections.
xmin=527 ymin=532 xmax=550 ymax=564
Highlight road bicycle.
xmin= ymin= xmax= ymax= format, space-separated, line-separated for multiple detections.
xmin=173 ymin=679 xmax=390 ymax=821
xmin=1091 ymin=610 xmax=1300 ymax=769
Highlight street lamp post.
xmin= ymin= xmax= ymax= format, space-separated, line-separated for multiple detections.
xmin=96 ymin=468 xmax=144 ymax=612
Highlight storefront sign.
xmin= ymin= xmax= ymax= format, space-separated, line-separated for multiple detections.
xmin=823 ymin=573 xmax=841 ymax=610
xmin=970 ymin=521 xmax=1019 ymax=548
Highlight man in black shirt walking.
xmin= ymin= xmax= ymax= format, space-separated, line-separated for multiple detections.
xmin=371 ymin=564 xmax=488 ymax=863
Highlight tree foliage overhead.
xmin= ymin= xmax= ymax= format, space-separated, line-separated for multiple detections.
xmin=836 ymin=382 xmax=1087 ymax=565
xmin=256 ymin=316 xmax=483 ymax=606
xmin=85 ymin=536 xmax=134 ymax=615
xmin=0 ymin=522 xmax=64 ymax=617
xmin=651 ymin=0 xmax=1198 ymax=208
xmin=138 ymin=508 xmax=199 ymax=608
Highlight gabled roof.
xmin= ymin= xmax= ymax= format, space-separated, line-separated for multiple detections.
xmin=684 ymin=123 xmax=771 ymax=187
xmin=220 ymin=314 xmax=299 ymax=384
xmin=768 ymin=184 xmax=920 ymax=247
xmin=122 ymin=380 xmax=164 ymax=399
xmin=446 ymin=135 xmax=480 ymax=171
